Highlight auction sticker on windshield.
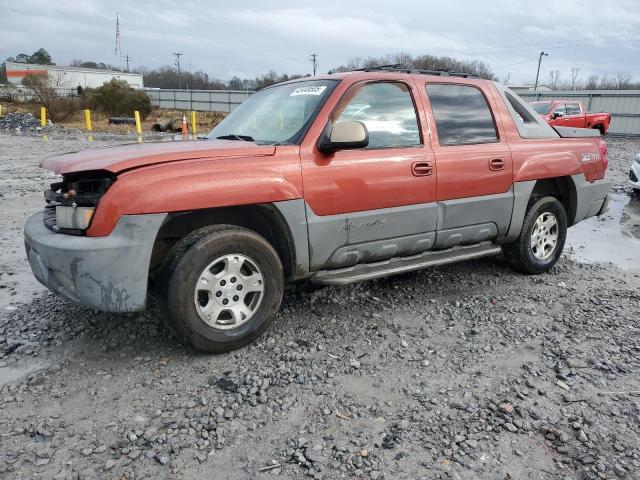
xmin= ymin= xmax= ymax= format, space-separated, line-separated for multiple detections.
xmin=290 ymin=85 xmax=327 ymax=96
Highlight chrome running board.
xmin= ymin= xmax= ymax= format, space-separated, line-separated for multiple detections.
xmin=311 ymin=242 xmax=501 ymax=286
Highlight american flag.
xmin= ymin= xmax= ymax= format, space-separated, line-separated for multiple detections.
xmin=115 ymin=13 xmax=120 ymax=55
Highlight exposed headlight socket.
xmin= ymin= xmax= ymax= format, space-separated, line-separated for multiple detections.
xmin=55 ymin=206 xmax=96 ymax=230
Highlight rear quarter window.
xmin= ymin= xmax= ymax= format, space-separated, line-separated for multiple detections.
xmin=494 ymin=83 xmax=559 ymax=139
xmin=426 ymin=84 xmax=498 ymax=146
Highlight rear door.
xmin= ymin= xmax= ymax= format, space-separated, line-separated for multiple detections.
xmin=301 ymin=79 xmax=438 ymax=269
xmin=421 ymin=82 xmax=513 ymax=248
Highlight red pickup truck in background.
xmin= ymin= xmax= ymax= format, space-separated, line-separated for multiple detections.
xmin=530 ymin=100 xmax=611 ymax=135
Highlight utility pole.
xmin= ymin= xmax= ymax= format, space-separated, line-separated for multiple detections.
xmin=123 ymin=55 xmax=131 ymax=72
xmin=310 ymin=53 xmax=318 ymax=76
xmin=534 ymin=51 xmax=548 ymax=91
xmin=173 ymin=52 xmax=183 ymax=89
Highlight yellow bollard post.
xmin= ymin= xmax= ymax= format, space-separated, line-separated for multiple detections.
xmin=40 ymin=107 xmax=47 ymax=127
xmin=84 ymin=109 xmax=92 ymax=131
xmin=191 ymin=111 xmax=197 ymax=137
xmin=134 ymin=110 xmax=142 ymax=136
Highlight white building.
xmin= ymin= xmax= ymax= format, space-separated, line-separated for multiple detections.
xmin=5 ymin=62 xmax=144 ymax=89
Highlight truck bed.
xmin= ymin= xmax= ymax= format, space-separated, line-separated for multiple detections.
xmin=553 ymin=126 xmax=601 ymax=138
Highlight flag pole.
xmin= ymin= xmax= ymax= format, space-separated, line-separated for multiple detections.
xmin=115 ymin=12 xmax=122 ymax=70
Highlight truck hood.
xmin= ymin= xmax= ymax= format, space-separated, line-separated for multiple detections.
xmin=41 ymin=140 xmax=277 ymax=174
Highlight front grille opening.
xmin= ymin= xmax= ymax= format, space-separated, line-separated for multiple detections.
xmin=48 ymin=170 xmax=116 ymax=208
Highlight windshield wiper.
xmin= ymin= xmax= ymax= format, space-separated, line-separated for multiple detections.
xmin=216 ymin=134 xmax=254 ymax=142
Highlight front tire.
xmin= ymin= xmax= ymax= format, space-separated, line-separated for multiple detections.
xmin=502 ymin=196 xmax=567 ymax=274
xmin=157 ymin=225 xmax=284 ymax=353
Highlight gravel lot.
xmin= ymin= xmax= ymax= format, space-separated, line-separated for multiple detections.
xmin=0 ymin=132 xmax=639 ymax=480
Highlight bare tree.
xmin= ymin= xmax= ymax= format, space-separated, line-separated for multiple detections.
xmin=547 ymin=69 xmax=562 ymax=90
xmin=501 ymin=73 xmax=511 ymax=85
xmin=616 ymin=72 xmax=632 ymax=89
xmin=570 ymin=67 xmax=581 ymax=90
xmin=330 ymin=53 xmax=496 ymax=79
xmin=21 ymin=73 xmax=78 ymax=121
xmin=584 ymin=74 xmax=599 ymax=89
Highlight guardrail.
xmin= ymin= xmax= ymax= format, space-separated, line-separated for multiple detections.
xmin=515 ymin=89 xmax=640 ymax=136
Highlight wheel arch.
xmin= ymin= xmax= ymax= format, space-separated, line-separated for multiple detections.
xmin=530 ymin=176 xmax=577 ymax=225
xmin=150 ymin=203 xmax=300 ymax=281
xmin=502 ymin=176 xmax=577 ymax=242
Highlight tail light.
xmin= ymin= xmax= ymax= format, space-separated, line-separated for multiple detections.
xmin=598 ymin=138 xmax=608 ymax=170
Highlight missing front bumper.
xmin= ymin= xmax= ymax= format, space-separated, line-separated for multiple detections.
xmin=24 ymin=212 xmax=167 ymax=312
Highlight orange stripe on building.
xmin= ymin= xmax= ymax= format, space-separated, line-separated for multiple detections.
xmin=6 ymin=69 xmax=49 ymax=77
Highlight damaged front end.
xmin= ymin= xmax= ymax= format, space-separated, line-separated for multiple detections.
xmin=24 ymin=170 xmax=167 ymax=313
xmin=43 ymin=170 xmax=116 ymax=235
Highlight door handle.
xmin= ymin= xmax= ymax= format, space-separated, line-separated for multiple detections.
xmin=412 ymin=161 xmax=433 ymax=176
xmin=489 ymin=158 xmax=505 ymax=171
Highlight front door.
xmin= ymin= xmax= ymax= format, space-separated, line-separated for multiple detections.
xmin=301 ymin=80 xmax=438 ymax=269
xmin=560 ymin=101 xmax=586 ymax=128
xmin=422 ymin=82 xmax=514 ymax=248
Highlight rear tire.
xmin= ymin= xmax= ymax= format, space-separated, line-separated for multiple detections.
xmin=157 ymin=225 xmax=284 ymax=353
xmin=502 ymin=196 xmax=567 ymax=274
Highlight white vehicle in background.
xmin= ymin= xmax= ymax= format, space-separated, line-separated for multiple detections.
xmin=631 ymin=154 xmax=640 ymax=193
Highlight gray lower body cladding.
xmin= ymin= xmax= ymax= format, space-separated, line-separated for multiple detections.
xmin=571 ymin=175 xmax=612 ymax=223
xmin=501 ymin=176 xmax=611 ymax=242
xmin=305 ymin=202 xmax=439 ymax=270
xmin=302 ymin=190 xmax=513 ymax=271
xmin=24 ymin=212 xmax=167 ymax=312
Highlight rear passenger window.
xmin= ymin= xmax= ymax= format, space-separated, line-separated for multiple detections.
xmin=426 ymin=84 xmax=498 ymax=146
xmin=565 ymin=103 xmax=581 ymax=115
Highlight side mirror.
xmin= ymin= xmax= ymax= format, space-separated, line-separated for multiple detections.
xmin=552 ymin=111 xmax=564 ymax=119
xmin=317 ymin=121 xmax=369 ymax=153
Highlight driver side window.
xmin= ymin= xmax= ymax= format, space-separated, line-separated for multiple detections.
xmin=334 ymin=82 xmax=421 ymax=149
xmin=554 ymin=103 xmax=567 ymax=116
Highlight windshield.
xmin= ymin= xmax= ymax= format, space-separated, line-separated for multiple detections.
xmin=530 ymin=101 xmax=552 ymax=115
xmin=207 ymin=79 xmax=338 ymax=144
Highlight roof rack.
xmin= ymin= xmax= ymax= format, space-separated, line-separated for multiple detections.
xmin=353 ymin=64 xmax=479 ymax=79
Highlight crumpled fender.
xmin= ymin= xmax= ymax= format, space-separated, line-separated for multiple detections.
xmin=87 ymin=161 xmax=302 ymax=237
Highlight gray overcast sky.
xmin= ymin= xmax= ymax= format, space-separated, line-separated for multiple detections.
xmin=2 ymin=0 xmax=639 ymax=85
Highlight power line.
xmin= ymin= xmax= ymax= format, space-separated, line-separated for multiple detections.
xmin=495 ymin=58 xmax=540 ymax=68
xmin=310 ymin=53 xmax=318 ymax=76
xmin=454 ymin=33 xmax=639 ymax=57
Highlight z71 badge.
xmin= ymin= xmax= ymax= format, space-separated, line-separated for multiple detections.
xmin=582 ymin=152 xmax=600 ymax=162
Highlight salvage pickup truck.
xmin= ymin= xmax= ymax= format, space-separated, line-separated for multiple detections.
xmin=24 ymin=67 xmax=611 ymax=352
xmin=530 ymin=100 xmax=611 ymax=135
